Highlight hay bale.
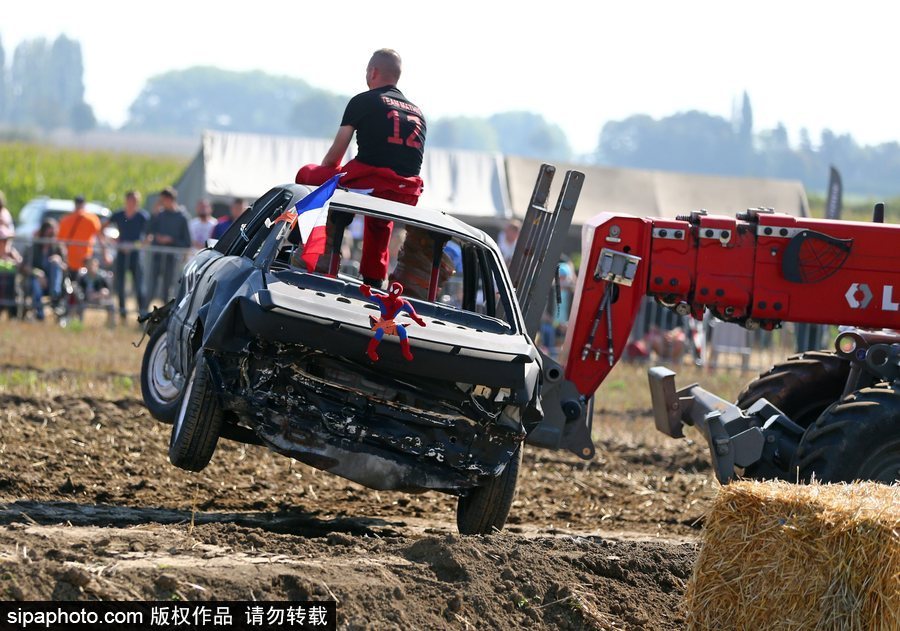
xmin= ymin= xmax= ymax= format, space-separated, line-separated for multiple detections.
xmin=684 ymin=481 xmax=899 ymax=631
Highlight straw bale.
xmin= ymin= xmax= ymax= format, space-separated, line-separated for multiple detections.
xmin=684 ymin=481 xmax=899 ymax=631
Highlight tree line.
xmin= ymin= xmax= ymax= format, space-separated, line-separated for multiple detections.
xmin=0 ymin=34 xmax=96 ymax=132
xmin=596 ymin=92 xmax=900 ymax=197
xmin=2 ymin=33 xmax=899 ymax=196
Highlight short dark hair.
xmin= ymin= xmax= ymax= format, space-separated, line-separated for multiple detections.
xmin=39 ymin=218 xmax=58 ymax=234
xmin=369 ymin=49 xmax=402 ymax=81
xmin=232 ymin=197 xmax=245 ymax=206
xmin=160 ymin=186 xmax=177 ymax=200
xmin=74 ymin=195 xmax=86 ymax=205
xmin=125 ymin=190 xmax=141 ymax=201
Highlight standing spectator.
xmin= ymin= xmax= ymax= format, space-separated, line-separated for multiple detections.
xmin=0 ymin=224 xmax=21 ymax=318
xmin=190 ymin=198 xmax=217 ymax=251
xmin=58 ymin=195 xmax=103 ymax=274
xmin=0 ymin=190 xmax=13 ymax=234
xmin=21 ymin=219 xmax=66 ymax=321
xmin=106 ymin=190 xmax=150 ymax=321
xmin=211 ymin=198 xmax=245 ymax=240
xmin=146 ymin=187 xmax=191 ymax=304
xmin=497 ymin=219 xmax=521 ymax=266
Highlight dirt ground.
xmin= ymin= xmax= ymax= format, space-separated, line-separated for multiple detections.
xmin=0 ymin=363 xmax=719 ymax=629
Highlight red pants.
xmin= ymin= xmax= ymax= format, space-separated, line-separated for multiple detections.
xmin=296 ymin=162 xmax=422 ymax=281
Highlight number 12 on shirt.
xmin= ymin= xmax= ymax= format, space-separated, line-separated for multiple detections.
xmin=386 ymin=111 xmax=423 ymax=148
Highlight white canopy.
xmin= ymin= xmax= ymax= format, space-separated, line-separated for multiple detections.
xmin=175 ymin=130 xmax=512 ymax=221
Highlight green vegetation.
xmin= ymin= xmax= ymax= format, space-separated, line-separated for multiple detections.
xmin=807 ymin=192 xmax=900 ymax=222
xmin=0 ymin=142 xmax=187 ymax=217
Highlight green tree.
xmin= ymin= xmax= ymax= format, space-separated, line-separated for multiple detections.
xmin=429 ymin=116 xmax=499 ymax=151
xmin=738 ymin=91 xmax=753 ymax=149
xmin=0 ymin=34 xmax=7 ymax=122
xmin=9 ymin=38 xmax=54 ymax=128
xmin=487 ymin=111 xmax=571 ymax=161
xmin=7 ymin=35 xmax=93 ymax=131
xmin=125 ymin=67 xmax=314 ymax=136
xmin=50 ymin=34 xmax=90 ymax=128
xmin=288 ymin=90 xmax=348 ymax=138
xmin=598 ymin=111 xmax=742 ymax=175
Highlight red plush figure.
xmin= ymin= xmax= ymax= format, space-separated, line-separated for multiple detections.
xmin=360 ymin=281 xmax=426 ymax=361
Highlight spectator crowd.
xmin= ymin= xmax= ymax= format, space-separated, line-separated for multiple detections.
xmin=0 ymin=186 xmax=236 ymax=326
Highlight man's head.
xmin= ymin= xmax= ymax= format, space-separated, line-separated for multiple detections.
xmin=160 ymin=186 xmax=177 ymax=210
xmin=230 ymin=198 xmax=245 ymax=220
xmin=196 ymin=198 xmax=212 ymax=219
xmin=86 ymin=257 xmax=100 ymax=274
xmin=366 ymin=49 xmax=402 ymax=89
xmin=504 ymin=219 xmax=521 ymax=240
xmin=124 ymin=190 xmax=141 ymax=214
xmin=74 ymin=195 xmax=86 ymax=212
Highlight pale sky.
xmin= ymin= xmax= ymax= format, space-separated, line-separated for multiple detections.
xmin=4 ymin=0 xmax=899 ymax=155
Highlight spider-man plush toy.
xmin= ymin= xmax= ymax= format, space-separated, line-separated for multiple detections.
xmin=360 ymin=282 xmax=426 ymax=361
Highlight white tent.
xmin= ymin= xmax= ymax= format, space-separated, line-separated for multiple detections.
xmin=505 ymin=156 xmax=810 ymax=223
xmin=175 ymin=130 xmax=512 ymax=222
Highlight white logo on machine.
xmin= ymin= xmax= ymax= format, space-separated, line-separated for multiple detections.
xmin=845 ymin=283 xmax=898 ymax=311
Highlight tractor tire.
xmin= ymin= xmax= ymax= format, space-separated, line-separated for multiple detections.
xmin=736 ymin=351 xmax=851 ymax=428
xmin=169 ymin=351 xmax=223 ymax=472
xmin=140 ymin=322 xmax=184 ymax=424
xmin=791 ymin=387 xmax=900 ymax=483
xmin=456 ymin=445 xmax=522 ymax=535
xmin=735 ymin=351 xmax=851 ymax=480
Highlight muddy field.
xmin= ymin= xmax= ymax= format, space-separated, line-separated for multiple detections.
xmin=0 ymin=356 xmax=721 ymax=629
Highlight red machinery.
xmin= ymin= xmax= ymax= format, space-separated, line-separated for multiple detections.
xmin=516 ymin=164 xmax=900 ymax=484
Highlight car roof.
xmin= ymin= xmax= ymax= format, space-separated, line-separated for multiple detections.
xmin=284 ymin=185 xmax=491 ymax=245
xmin=28 ymin=198 xmax=111 ymax=217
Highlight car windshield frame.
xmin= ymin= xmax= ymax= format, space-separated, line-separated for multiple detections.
xmin=250 ymin=193 xmax=523 ymax=335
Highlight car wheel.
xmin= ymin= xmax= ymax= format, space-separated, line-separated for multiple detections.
xmin=140 ymin=323 xmax=184 ymax=423
xmin=456 ymin=445 xmax=522 ymax=535
xmin=791 ymin=387 xmax=900 ymax=483
xmin=169 ymin=350 xmax=223 ymax=472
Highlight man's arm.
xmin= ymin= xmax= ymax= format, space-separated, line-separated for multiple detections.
xmin=321 ymin=126 xmax=354 ymax=168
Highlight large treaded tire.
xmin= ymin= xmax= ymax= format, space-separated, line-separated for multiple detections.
xmin=168 ymin=351 xmax=223 ymax=472
xmin=736 ymin=351 xmax=850 ymax=427
xmin=791 ymin=387 xmax=900 ymax=483
xmin=140 ymin=323 xmax=184 ymax=424
xmin=456 ymin=445 xmax=522 ymax=535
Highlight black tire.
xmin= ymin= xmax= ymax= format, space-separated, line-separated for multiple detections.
xmin=168 ymin=351 xmax=223 ymax=472
xmin=140 ymin=323 xmax=184 ymax=424
xmin=791 ymin=387 xmax=900 ymax=483
xmin=736 ymin=351 xmax=851 ymax=428
xmin=456 ymin=445 xmax=522 ymax=535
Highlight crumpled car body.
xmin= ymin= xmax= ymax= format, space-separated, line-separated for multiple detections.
xmin=146 ymin=184 xmax=543 ymax=495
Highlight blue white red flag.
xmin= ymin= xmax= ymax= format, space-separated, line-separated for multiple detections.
xmin=295 ymin=174 xmax=342 ymax=272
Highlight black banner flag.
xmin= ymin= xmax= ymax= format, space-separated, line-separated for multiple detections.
xmin=825 ymin=166 xmax=842 ymax=220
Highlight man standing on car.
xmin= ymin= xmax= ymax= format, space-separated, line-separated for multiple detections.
xmin=146 ymin=187 xmax=191 ymax=304
xmin=105 ymin=190 xmax=150 ymax=321
xmin=297 ymin=48 xmax=426 ymax=286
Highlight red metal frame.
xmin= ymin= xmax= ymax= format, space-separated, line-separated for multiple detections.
xmin=563 ymin=210 xmax=900 ymax=398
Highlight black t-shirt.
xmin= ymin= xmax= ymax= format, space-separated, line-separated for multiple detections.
xmin=341 ymin=86 xmax=426 ymax=177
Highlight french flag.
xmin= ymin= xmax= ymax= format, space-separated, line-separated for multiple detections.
xmin=296 ymin=174 xmax=342 ymax=272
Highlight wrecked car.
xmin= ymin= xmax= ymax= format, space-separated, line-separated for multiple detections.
xmin=140 ymin=183 xmax=544 ymax=534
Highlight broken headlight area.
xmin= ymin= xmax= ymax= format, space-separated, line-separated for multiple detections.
xmin=208 ymin=343 xmax=526 ymax=492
